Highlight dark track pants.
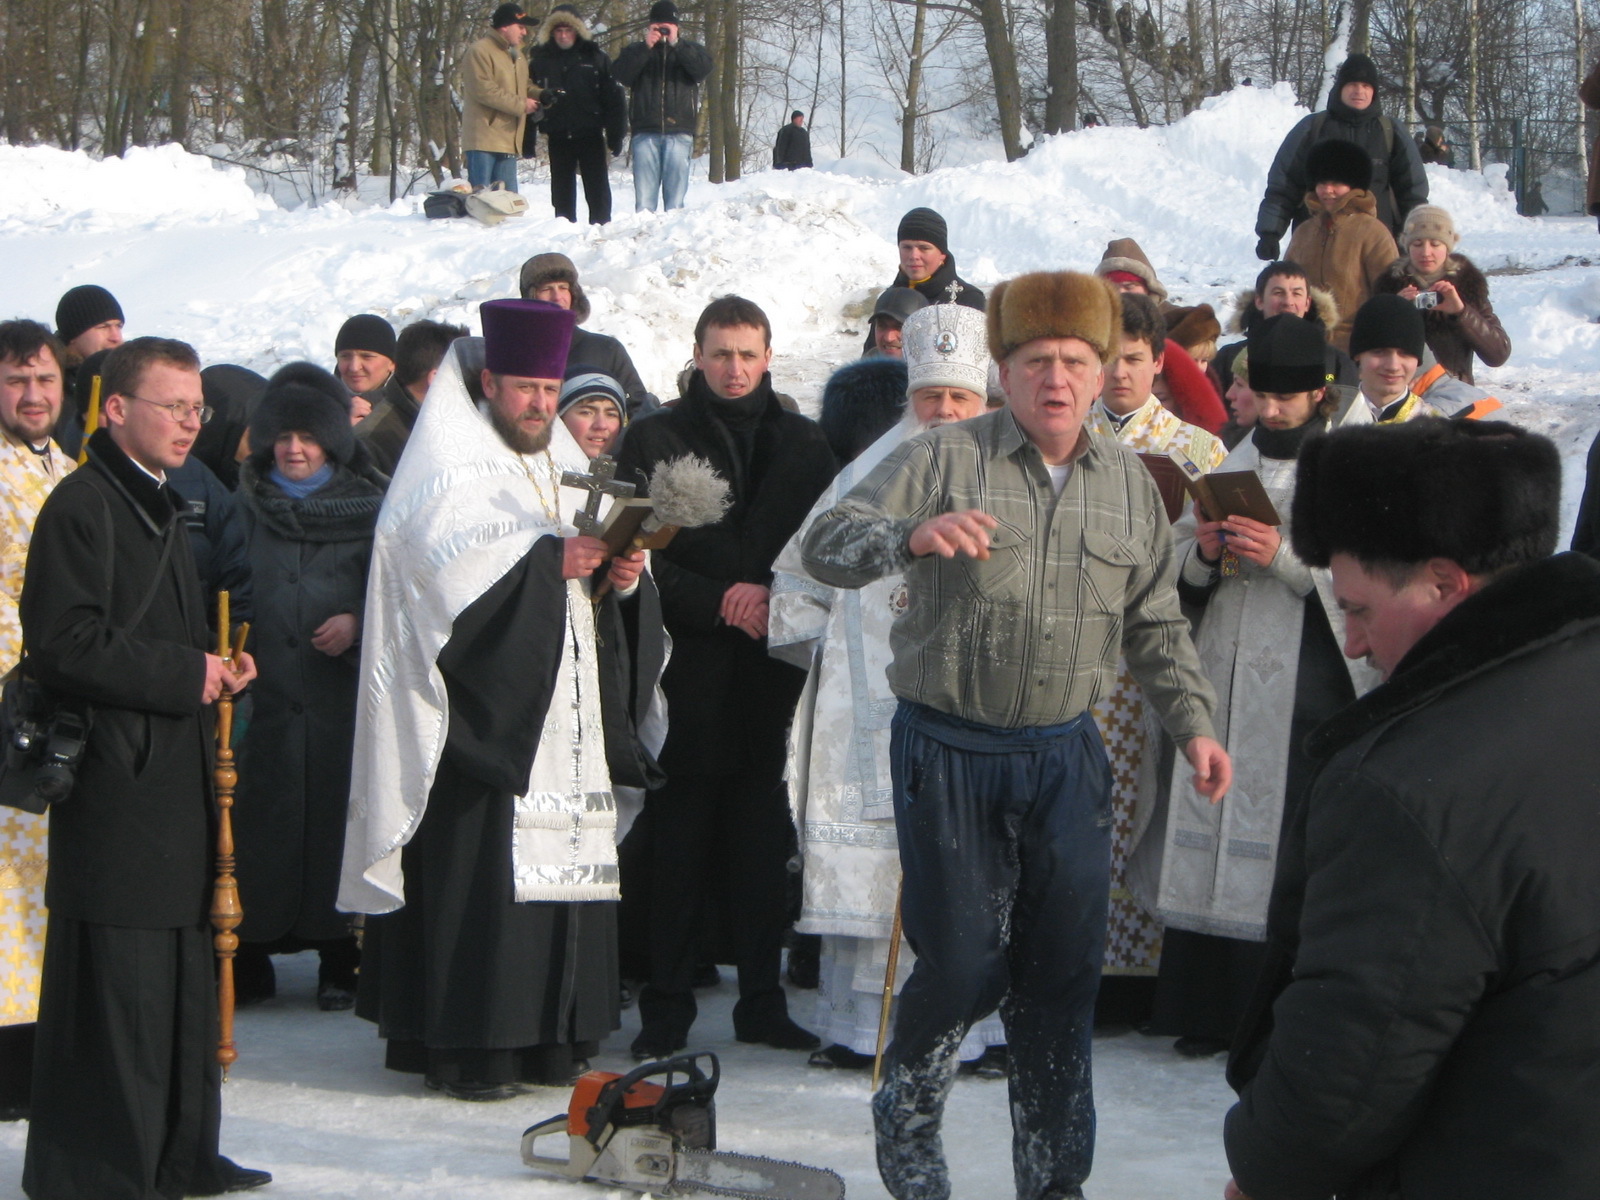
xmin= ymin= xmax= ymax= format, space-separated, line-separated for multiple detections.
xmin=873 ymin=701 xmax=1112 ymax=1200
xmin=547 ymin=132 xmax=612 ymax=224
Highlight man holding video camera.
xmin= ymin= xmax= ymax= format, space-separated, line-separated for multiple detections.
xmin=613 ymin=1 xmax=712 ymax=213
xmin=528 ymin=5 xmax=627 ymax=224
xmin=19 ymin=337 xmax=267 ymax=1199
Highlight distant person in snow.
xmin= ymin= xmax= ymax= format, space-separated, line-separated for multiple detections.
xmin=332 ymin=313 xmax=398 ymax=423
xmin=862 ymin=287 xmax=927 ymax=359
xmin=613 ymin=1 xmax=713 ymax=212
xmin=1284 ymin=140 xmax=1398 ymax=352
xmin=526 ymin=4 xmax=627 ymax=224
xmin=1255 ymin=53 xmax=1428 ymax=254
xmin=1416 ymin=124 xmax=1454 ymax=168
xmin=860 ymin=207 xmax=983 ymax=352
xmin=773 ymin=110 xmax=812 ymax=170
xmin=460 ymin=2 xmax=538 ymax=192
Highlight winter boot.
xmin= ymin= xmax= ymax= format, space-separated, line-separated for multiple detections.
xmin=871 ymin=1057 xmax=960 ymax=1200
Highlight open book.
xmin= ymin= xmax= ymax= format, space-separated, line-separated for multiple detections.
xmin=1163 ymin=447 xmax=1281 ymax=526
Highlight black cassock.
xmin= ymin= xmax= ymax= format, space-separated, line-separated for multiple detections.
xmin=356 ymin=537 xmax=664 ymax=1086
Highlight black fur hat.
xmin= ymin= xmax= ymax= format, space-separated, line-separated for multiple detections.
xmin=1306 ymin=138 xmax=1373 ymax=192
xmin=1246 ymin=313 xmax=1326 ymax=394
xmin=250 ymin=362 xmax=356 ymax=467
xmin=1290 ymin=418 xmax=1561 ymax=575
xmin=818 ymin=357 xmax=909 ymax=464
xmin=1349 ymin=294 xmax=1426 ymax=359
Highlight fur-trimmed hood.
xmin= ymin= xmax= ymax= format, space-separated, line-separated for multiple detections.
xmin=538 ymin=6 xmax=593 ymax=44
xmin=1228 ymin=285 xmax=1341 ymax=336
xmin=1303 ymin=187 xmax=1380 ymax=221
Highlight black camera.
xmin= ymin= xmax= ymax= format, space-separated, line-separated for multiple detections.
xmin=34 ymin=709 xmax=91 ymax=805
xmin=537 ymin=88 xmax=564 ymax=109
xmin=2 ymin=688 xmax=91 ymax=814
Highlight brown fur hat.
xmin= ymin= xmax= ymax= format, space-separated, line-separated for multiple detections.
xmin=987 ymin=271 xmax=1122 ymax=364
xmin=1163 ymin=302 xmax=1221 ymax=360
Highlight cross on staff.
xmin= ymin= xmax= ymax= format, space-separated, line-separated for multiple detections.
xmin=561 ymin=454 xmax=637 ymax=536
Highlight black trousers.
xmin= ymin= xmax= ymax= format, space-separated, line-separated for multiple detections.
xmin=632 ymin=768 xmax=793 ymax=1024
xmin=547 ymin=132 xmax=611 ymax=224
xmin=23 ymin=915 xmax=228 ymax=1200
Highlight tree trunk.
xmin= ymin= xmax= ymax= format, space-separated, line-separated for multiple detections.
xmin=838 ymin=0 xmax=847 ymax=156
xmin=1402 ymin=0 xmax=1417 ymax=131
xmin=1579 ymin=0 xmax=1589 ymax=187
xmin=169 ymin=0 xmax=195 ymax=147
xmin=721 ymin=0 xmax=741 ymax=180
xmin=901 ymin=0 xmax=928 ymax=171
xmin=1467 ymin=0 xmax=1481 ymax=170
xmin=1107 ymin=9 xmax=1149 ymax=129
xmin=1043 ymin=0 xmax=1078 ymax=135
xmin=975 ymin=0 xmax=1024 ymax=158
xmin=704 ymin=0 xmax=726 ymax=183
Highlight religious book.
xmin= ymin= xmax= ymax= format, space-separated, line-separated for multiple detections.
xmin=1164 ymin=447 xmax=1281 ymax=525
xmin=1135 ymin=453 xmax=1190 ymax=523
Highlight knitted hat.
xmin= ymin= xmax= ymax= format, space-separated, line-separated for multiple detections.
xmin=896 ymin=207 xmax=949 ymax=254
xmin=1400 ymin=204 xmax=1459 ymax=250
xmin=491 ymin=3 xmax=533 ymax=28
xmin=1306 ymin=139 xmax=1373 ymax=191
xmin=1246 ymin=314 xmax=1327 ymax=394
xmin=335 ymin=314 xmax=397 ymax=359
xmin=518 ymin=252 xmax=592 ymax=323
xmin=55 ymin=285 xmax=124 ymax=346
xmin=871 ymin=287 xmax=928 ymax=327
xmin=1334 ymin=53 xmax=1379 ymax=91
xmin=1094 ymin=238 xmax=1168 ymax=303
xmin=481 ymin=298 xmax=576 ymax=379
xmin=903 ymin=304 xmax=990 ymax=396
xmin=1290 ymin=418 xmax=1560 ymax=575
xmin=986 ymin=271 xmax=1122 ymax=364
xmin=1349 ymin=294 xmax=1427 ymax=360
xmin=648 ymin=0 xmax=679 ymax=23
xmin=558 ymin=367 xmax=628 ymax=422
xmin=250 ymin=362 xmax=356 ymax=466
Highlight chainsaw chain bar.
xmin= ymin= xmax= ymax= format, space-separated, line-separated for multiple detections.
xmin=672 ymin=1148 xmax=845 ymax=1200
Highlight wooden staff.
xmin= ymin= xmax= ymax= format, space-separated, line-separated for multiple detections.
xmin=872 ymin=878 xmax=905 ymax=1092
xmin=210 ymin=591 xmax=250 ymax=1078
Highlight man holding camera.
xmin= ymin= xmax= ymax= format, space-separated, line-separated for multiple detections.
xmin=528 ymin=5 xmax=627 ymax=224
xmin=20 ymin=337 xmax=267 ymax=1199
xmin=613 ymin=1 xmax=712 ymax=212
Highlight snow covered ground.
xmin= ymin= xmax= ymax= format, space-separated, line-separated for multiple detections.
xmin=0 ymin=952 xmax=1237 ymax=1199
xmin=2 ymin=82 xmax=1599 ymax=1197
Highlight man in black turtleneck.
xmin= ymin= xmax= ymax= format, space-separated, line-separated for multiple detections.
xmin=614 ymin=296 xmax=836 ymax=1061
xmin=1255 ymin=53 xmax=1428 ymax=255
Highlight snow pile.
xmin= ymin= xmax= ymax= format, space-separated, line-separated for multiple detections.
xmin=0 ymin=143 xmax=274 ymax=234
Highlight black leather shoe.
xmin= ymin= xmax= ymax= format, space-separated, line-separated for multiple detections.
xmin=424 ymin=1076 xmax=524 ymax=1101
xmin=957 ymin=1045 xmax=1008 ymax=1079
xmin=316 ymin=984 xmax=356 ymax=1012
xmin=631 ymin=1028 xmax=688 ymax=1061
xmin=192 ymin=1155 xmax=273 ymax=1194
xmin=734 ymin=1011 xmax=821 ymax=1051
xmin=1173 ymin=1035 xmax=1230 ymax=1058
xmin=808 ymin=1043 xmax=874 ymax=1070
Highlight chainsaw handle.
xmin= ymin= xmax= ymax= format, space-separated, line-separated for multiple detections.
xmin=520 ymin=1114 xmax=574 ymax=1172
xmin=585 ymin=1051 xmax=720 ymax=1147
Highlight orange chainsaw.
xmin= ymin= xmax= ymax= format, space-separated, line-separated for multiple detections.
xmin=521 ymin=1052 xmax=844 ymax=1199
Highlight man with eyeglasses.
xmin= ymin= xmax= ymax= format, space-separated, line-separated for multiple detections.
xmin=20 ymin=336 xmax=271 ymax=1198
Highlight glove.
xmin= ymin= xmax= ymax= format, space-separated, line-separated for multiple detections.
xmin=1255 ymin=235 xmax=1280 ymax=261
xmin=608 ymin=137 xmax=623 ymax=156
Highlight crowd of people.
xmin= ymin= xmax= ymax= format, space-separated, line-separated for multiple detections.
xmin=0 ymin=49 xmax=1595 ymax=1200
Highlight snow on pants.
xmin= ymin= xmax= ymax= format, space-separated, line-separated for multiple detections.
xmin=874 ymin=700 xmax=1112 ymax=1200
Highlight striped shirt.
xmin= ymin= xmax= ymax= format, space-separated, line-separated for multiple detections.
xmin=801 ymin=406 xmax=1216 ymax=738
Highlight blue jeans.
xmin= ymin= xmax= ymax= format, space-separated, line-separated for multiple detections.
xmin=873 ymin=701 xmax=1112 ymax=1200
xmin=465 ymin=150 xmax=519 ymax=192
xmin=631 ymin=132 xmax=692 ymax=211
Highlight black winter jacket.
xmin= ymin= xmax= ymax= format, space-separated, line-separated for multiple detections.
xmin=612 ymin=37 xmax=713 ymax=136
xmin=1256 ymin=90 xmax=1429 ymax=241
xmin=861 ymin=254 xmax=985 ymax=352
xmin=614 ymin=374 xmax=834 ymax=774
xmin=20 ymin=430 xmax=214 ymax=928
xmin=168 ymin=455 xmax=254 ymax=626
xmin=528 ymin=37 xmax=627 ymax=151
xmin=773 ymin=123 xmax=811 ymax=169
xmin=1225 ymin=552 xmax=1600 ymax=1200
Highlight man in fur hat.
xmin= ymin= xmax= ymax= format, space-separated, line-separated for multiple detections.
xmin=1224 ymin=418 xmax=1600 ymax=1200
xmin=1285 ymin=139 xmax=1398 ymax=352
xmin=1256 ymin=52 xmax=1428 ymax=251
xmin=519 ymin=251 xmax=658 ymax=414
xmin=771 ymin=304 xmax=1007 ymax=1076
xmin=527 ymin=4 xmax=627 ymax=224
xmin=802 ymin=271 xmax=1229 ymax=1200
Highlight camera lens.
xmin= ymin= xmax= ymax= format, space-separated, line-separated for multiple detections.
xmin=34 ymin=763 xmax=74 ymax=804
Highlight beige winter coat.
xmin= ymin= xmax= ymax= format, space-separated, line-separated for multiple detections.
xmin=1285 ymin=189 xmax=1398 ymax=352
xmin=461 ymin=30 xmax=530 ymax=155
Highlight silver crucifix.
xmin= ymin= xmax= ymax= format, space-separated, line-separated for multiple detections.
xmin=561 ymin=454 xmax=637 ymax=535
